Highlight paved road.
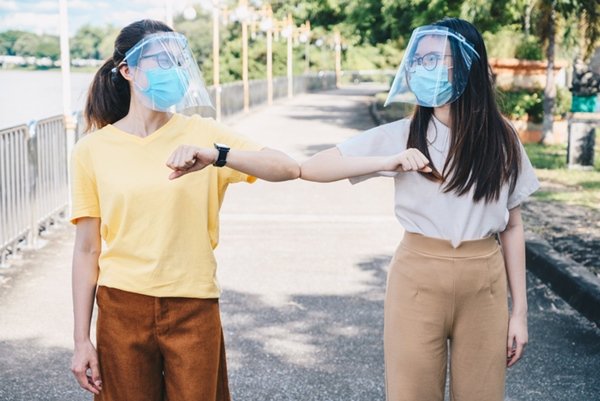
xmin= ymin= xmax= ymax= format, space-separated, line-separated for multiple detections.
xmin=0 ymin=85 xmax=599 ymax=401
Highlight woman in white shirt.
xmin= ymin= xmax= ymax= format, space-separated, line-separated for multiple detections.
xmin=301 ymin=18 xmax=539 ymax=401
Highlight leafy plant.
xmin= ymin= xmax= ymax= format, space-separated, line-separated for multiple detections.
xmin=515 ymin=36 xmax=543 ymax=60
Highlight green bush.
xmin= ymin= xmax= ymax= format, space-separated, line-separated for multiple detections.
xmin=555 ymin=87 xmax=572 ymax=117
xmin=496 ymin=87 xmax=572 ymax=122
xmin=514 ymin=36 xmax=543 ymax=61
xmin=497 ymin=89 xmax=542 ymax=121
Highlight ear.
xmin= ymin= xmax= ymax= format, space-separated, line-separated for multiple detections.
xmin=119 ymin=64 xmax=134 ymax=82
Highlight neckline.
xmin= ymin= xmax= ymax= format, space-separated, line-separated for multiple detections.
xmin=427 ymin=115 xmax=450 ymax=152
xmin=105 ymin=113 xmax=180 ymax=144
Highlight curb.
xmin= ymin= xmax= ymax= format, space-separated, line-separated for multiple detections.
xmin=368 ymin=97 xmax=600 ymax=327
xmin=525 ymin=233 xmax=600 ymax=326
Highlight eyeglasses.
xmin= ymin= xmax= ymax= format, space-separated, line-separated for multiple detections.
xmin=139 ymin=51 xmax=191 ymax=70
xmin=406 ymin=52 xmax=452 ymax=73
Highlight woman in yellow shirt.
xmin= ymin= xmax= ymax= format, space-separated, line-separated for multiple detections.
xmin=70 ymin=19 xmax=299 ymax=401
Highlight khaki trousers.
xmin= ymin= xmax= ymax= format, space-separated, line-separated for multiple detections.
xmin=384 ymin=233 xmax=509 ymax=401
xmin=95 ymin=286 xmax=230 ymax=401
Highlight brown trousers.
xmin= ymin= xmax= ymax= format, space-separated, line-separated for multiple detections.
xmin=384 ymin=233 xmax=509 ymax=401
xmin=95 ymin=286 xmax=230 ymax=401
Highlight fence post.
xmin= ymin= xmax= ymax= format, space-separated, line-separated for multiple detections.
xmin=27 ymin=121 xmax=37 ymax=248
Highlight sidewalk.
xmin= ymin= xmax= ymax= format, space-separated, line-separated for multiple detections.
xmin=1 ymin=85 xmax=599 ymax=401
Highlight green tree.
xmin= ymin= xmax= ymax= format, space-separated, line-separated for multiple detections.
xmin=71 ymin=25 xmax=106 ymax=59
xmin=13 ymin=32 xmax=40 ymax=57
xmin=0 ymin=30 xmax=28 ymax=55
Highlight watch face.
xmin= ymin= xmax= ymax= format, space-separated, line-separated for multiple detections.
xmin=214 ymin=143 xmax=230 ymax=150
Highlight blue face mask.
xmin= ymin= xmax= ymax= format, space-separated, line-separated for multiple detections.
xmin=140 ymin=67 xmax=189 ymax=111
xmin=408 ymin=65 xmax=454 ymax=107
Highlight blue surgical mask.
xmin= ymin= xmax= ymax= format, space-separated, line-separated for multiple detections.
xmin=408 ymin=65 xmax=454 ymax=107
xmin=140 ymin=67 xmax=189 ymax=111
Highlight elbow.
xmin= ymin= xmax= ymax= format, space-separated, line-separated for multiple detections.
xmin=265 ymin=160 xmax=300 ymax=182
xmin=279 ymin=163 xmax=300 ymax=181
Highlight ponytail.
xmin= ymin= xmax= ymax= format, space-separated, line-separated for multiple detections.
xmin=83 ymin=58 xmax=130 ymax=132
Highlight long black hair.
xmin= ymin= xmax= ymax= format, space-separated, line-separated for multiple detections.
xmin=406 ymin=18 xmax=521 ymax=203
xmin=84 ymin=19 xmax=173 ymax=132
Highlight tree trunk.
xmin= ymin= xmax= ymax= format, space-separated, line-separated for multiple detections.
xmin=541 ymin=2 xmax=556 ymax=144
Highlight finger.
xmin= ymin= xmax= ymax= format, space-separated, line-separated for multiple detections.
xmin=166 ymin=152 xmax=179 ymax=170
xmin=90 ymin=361 xmax=102 ymax=389
xmin=169 ymin=170 xmax=187 ymax=180
xmin=399 ymin=160 xmax=411 ymax=172
xmin=166 ymin=147 xmax=184 ymax=168
xmin=509 ymin=341 xmax=525 ymax=367
xmin=419 ymin=165 xmax=433 ymax=173
xmin=73 ymin=369 xmax=98 ymax=394
xmin=407 ymin=155 xmax=419 ymax=171
xmin=507 ymin=335 xmax=515 ymax=358
xmin=85 ymin=374 xmax=101 ymax=394
xmin=173 ymin=150 xmax=187 ymax=170
xmin=412 ymin=155 xmax=427 ymax=170
xmin=414 ymin=150 xmax=430 ymax=166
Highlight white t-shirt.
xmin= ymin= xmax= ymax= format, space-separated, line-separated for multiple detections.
xmin=336 ymin=116 xmax=540 ymax=247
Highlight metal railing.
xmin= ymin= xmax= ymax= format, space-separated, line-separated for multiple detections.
xmin=0 ymin=72 xmax=338 ymax=265
xmin=0 ymin=117 xmax=69 ymax=265
xmin=0 ymin=124 xmax=30 ymax=262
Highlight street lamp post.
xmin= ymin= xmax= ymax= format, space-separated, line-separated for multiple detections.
xmin=212 ymin=1 xmax=221 ymax=120
xmin=298 ymin=21 xmax=311 ymax=74
xmin=285 ymin=14 xmax=293 ymax=98
xmin=237 ymin=0 xmax=250 ymax=113
xmin=58 ymin=0 xmax=74 ymax=239
xmin=334 ymin=30 xmax=342 ymax=88
xmin=259 ymin=5 xmax=274 ymax=105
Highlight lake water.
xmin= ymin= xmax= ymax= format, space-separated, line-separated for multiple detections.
xmin=0 ymin=70 xmax=95 ymax=129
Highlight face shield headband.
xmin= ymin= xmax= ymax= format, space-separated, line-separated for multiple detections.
xmin=384 ymin=26 xmax=480 ymax=108
xmin=117 ymin=32 xmax=213 ymax=112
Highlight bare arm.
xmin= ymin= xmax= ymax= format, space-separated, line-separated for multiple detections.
xmin=167 ymin=147 xmax=300 ymax=182
xmin=300 ymin=147 xmax=432 ymax=183
xmin=71 ymin=217 xmax=103 ymax=394
xmin=498 ymin=206 xmax=528 ymax=367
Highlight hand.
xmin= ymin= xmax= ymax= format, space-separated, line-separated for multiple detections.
xmin=506 ymin=312 xmax=528 ymax=367
xmin=166 ymin=145 xmax=218 ymax=180
xmin=71 ymin=340 xmax=102 ymax=394
xmin=384 ymin=148 xmax=432 ymax=173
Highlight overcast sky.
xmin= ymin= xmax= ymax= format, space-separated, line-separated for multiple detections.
xmin=0 ymin=0 xmax=219 ymax=36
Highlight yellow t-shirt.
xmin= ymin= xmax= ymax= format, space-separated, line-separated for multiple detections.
xmin=70 ymin=113 xmax=263 ymax=298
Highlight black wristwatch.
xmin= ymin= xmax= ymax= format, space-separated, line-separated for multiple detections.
xmin=213 ymin=143 xmax=230 ymax=167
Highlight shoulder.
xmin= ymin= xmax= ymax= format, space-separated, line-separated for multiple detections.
xmin=376 ymin=117 xmax=412 ymax=137
xmin=72 ymin=125 xmax=112 ymax=157
xmin=358 ymin=117 xmax=412 ymax=142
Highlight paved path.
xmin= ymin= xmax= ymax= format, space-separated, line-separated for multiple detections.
xmin=0 ymin=85 xmax=599 ymax=401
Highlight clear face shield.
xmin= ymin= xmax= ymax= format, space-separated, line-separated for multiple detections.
xmin=384 ymin=25 xmax=480 ymax=108
xmin=121 ymin=32 xmax=213 ymax=112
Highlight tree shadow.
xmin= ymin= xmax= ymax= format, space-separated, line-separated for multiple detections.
xmin=220 ymin=255 xmax=391 ymax=401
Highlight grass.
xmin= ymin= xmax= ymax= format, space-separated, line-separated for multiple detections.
xmin=524 ymin=143 xmax=600 ymax=210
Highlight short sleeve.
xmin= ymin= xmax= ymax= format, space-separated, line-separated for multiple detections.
xmin=507 ymin=143 xmax=540 ymax=209
xmin=204 ymin=119 xmax=264 ymax=184
xmin=70 ymin=143 xmax=100 ymax=224
xmin=336 ymin=119 xmax=409 ymax=184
